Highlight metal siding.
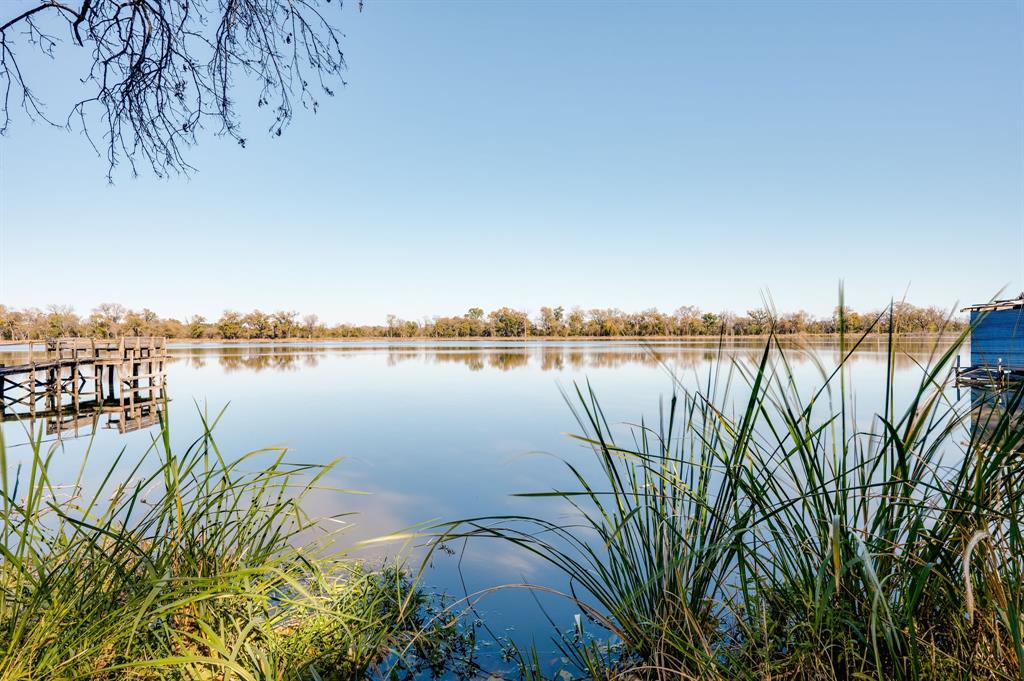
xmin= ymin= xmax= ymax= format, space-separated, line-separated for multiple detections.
xmin=971 ymin=308 xmax=1024 ymax=368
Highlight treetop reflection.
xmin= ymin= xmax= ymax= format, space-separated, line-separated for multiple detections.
xmin=161 ymin=338 xmax=959 ymax=374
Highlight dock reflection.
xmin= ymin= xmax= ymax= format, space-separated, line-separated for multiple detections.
xmin=0 ymin=338 xmax=168 ymax=437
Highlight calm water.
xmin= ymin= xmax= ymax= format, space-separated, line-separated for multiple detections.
xmin=0 ymin=338 xmax=967 ymax=668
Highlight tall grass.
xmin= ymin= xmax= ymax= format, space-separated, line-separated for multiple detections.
xmin=0 ymin=408 xmax=469 ymax=680
xmin=443 ymin=306 xmax=1024 ymax=679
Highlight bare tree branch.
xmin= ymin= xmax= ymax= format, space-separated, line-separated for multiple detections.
xmin=0 ymin=0 xmax=349 ymax=180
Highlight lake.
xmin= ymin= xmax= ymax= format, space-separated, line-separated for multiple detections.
xmin=0 ymin=337 xmax=968 ymax=672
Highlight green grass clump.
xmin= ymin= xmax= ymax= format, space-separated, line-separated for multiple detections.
xmin=444 ymin=304 xmax=1024 ymax=680
xmin=0 ymin=409 xmax=469 ymax=680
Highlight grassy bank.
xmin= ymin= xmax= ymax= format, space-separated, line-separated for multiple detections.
xmin=441 ymin=314 xmax=1024 ymax=679
xmin=0 ymin=413 xmax=470 ymax=680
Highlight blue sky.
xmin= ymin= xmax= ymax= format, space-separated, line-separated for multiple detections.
xmin=0 ymin=0 xmax=1021 ymax=323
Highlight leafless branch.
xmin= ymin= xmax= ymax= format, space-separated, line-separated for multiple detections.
xmin=0 ymin=0 xmax=348 ymax=180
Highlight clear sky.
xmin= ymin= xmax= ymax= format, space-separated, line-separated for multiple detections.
xmin=0 ymin=0 xmax=1021 ymax=324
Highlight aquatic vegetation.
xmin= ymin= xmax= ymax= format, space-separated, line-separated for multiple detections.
xmin=0 ymin=409 xmax=470 ymax=680
xmin=443 ymin=305 xmax=1024 ymax=679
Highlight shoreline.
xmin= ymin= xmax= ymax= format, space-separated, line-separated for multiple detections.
xmin=0 ymin=332 xmax=962 ymax=348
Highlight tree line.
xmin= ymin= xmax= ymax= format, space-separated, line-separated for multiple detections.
xmin=0 ymin=302 xmax=964 ymax=341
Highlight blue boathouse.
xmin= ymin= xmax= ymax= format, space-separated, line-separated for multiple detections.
xmin=958 ymin=297 xmax=1024 ymax=387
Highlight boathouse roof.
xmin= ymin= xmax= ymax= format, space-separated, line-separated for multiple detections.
xmin=961 ymin=295 xmax=1024 ymax=313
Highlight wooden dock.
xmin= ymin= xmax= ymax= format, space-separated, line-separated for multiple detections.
xmin=0 ymin=337 xmax=168 ymax=436
xmin=955 ymin=359 xmax=1024 ymax=391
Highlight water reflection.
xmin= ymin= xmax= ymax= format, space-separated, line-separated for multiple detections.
xmin=0 ymin=339 xmax=168 ymax=438
xmin=970 ymin=386 xmax=1024 ymax=451
xmin=168 ymin=337 xmax=958 ymax=374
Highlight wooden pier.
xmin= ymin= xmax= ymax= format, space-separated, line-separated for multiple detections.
xmin=0 ymin=337 xmax=168 ymax=436
xmin=954 ymin=362 xmax=1024 ymax=390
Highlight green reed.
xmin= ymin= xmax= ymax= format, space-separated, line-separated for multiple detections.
xmin=442 ymin=300 xmax=1024 ymax=680
xmin=0 ymin=406 xmax=467 ymax=680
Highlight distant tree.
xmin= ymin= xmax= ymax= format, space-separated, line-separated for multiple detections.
xmin=301 ymin=314 xmax=320 ymax=338
xmin=217 ymin=311 xmax=244 ymax=340
xmin=122 ymin=310 xmax=146 ymax=336
xmin=385 ymin=314 xmax=400 ymax=338
xmin=0 ymin=0 xmax=351 ymax=178
xmin=841 ymin=308 xmax=868 ymax=333
xmin=187 ymin=315 xmax=208 ymax=339
xmin=718 ymin=311 xmax=737 ymax=336
xmin=87 ymin=313 xmax=112 ymax=338
xmin=701 ymin=312 xmax=720 ymax=335
xmin=18 ymin=308 xmax=46 ymax=339
xmin=161 ymin=318 xmax=186 ymax=337
xmin=271 ymin=310 xmax=299 ymax=338
xmin=457 ymin=309 xmax=484 ymax=336
xmin=87 ymin=302 xmax=125 ymax=337
xmin=402 ymin=320 xmax=420 ymax=337
xmin=0 ymin=302 xmax=968 ymax=341
xmin=538 ymin=306 xmax=566 ymax=337
xmin=141 ymin=308 xmax=159 ymax=329
xmin=777 ymin=310 xmax=811 ymax=335
xmin=45 ymin=304 xmax=80 ymax=337
xmin=585 ymin=309 xmax=627 ymax=337
xmin=563 ymin=308 xmax=584 ymax=336
xmin=488 ymin=307 xmax=529 ymax=337
xmin=632 ymin=308 xmax=667 ymax=336
xmin=0 ymin=305 xmax=18 ymax=340
xmin=672 ymin=306 xmax=702 ymax=336
xmin=746 ymin=308 xmax=772 ymax=335
xmin=243 ymin=310 xmax=272 ymax=339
